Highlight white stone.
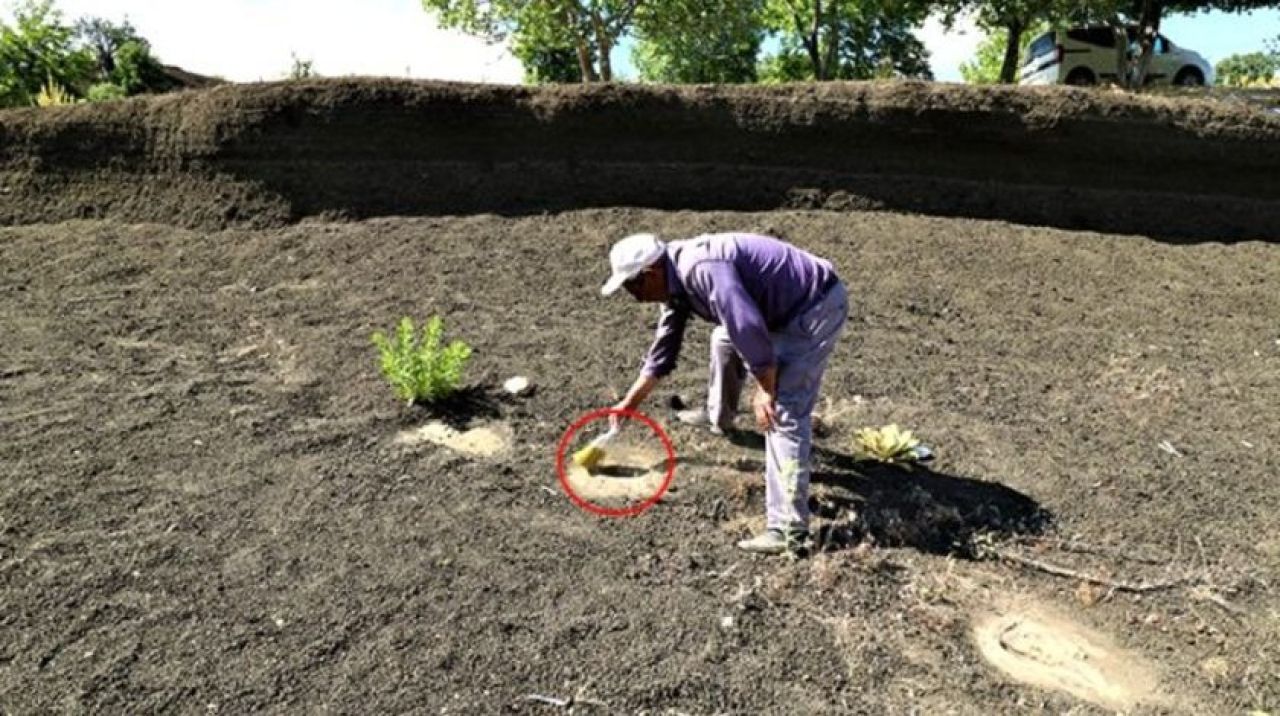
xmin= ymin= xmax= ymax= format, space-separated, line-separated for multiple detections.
xmin=503 ymin=376 xmax=531 ymax=395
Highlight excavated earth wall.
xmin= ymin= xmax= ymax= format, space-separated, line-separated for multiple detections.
xmin=1 ymin=79 xmax=1278 ymax=241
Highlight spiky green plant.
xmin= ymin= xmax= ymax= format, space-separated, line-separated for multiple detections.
xmin=371 ymin=316 xmax=472 ymax=405
xmin=853 ymin=424 xmax=921 ymax=464
xmin=35 ymin=75 xmax=76 ymax=107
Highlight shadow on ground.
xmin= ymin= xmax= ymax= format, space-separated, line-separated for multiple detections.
xmin=695 ymin=429 xmax=1050 ymax=556
xmin=397 ymin=385 xmax=505 ymax=430
xmin=810 ymin=446 xmax=1051 ymax=557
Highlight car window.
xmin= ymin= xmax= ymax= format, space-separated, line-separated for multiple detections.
xmin=1153 ymin=36 xmax=1168 ymax=53
xmin=1026 ymin=32 xmax=1057 ymax=63
xmin=1067 ymin=27 xmax=1116 ymax=48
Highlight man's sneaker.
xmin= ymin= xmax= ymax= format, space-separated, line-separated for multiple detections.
xmin=676 ymin=408 xmax=710 ymax=426
xmin=736 ymin=528 xmax=809 ymax=556
xmin=676 ymin=408 xmax=729 ymax=436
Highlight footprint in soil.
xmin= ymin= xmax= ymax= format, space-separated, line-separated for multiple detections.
xmin=973 ymin=602 xmax=1162 ymax=711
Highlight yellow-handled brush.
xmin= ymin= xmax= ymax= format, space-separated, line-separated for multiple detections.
xmin=572 ymin=426 xmax=619 ymax=472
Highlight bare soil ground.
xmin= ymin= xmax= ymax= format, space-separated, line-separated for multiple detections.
xmin=2 ymin=208 xmax=1279 ymax=714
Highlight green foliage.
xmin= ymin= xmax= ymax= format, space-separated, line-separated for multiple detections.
xmin=108 ymin=38 xmax=171 ymax=93
xmin=371 ymin=317 xmax=472 ymax=405
xmin=757 ymin=51 xmax=816 ymax=83
xmin=513 ymin=40 xmax=584 ymax=84
xmin=422 ymin=0 xmax=640 ymax=82
xmin=960 ymin=20 xmax=1049 ymax=84
xmin=0 ymin=0 xmax=94 ymax=107
xmin=759 ymin=0 xmax=933 ymax=81
xmin=85 ymin=81 xmax=126 ymax=102
xmin=0 ymin=4 xmax=172 ymax=108
xmin=74 ymin=16 xmax=134 ymax=77
xmin=1216 ymin=51 xmax=1280 ymax=86
xmin=632 ymin=0 xmax=765 ymax=84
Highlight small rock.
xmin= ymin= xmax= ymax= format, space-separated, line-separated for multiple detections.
xmin=719 ymin=616 xmax=735 ymax=630
xmin=503 ymin=376 xmax=532 ymax=396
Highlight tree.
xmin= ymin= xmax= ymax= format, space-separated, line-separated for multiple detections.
xmin=1215 ymin=51 xmax=1280 ymax=85
xmin=960 ymin=20 xmax=1049 ymax=84
xmin=288 ymin=52 xmax=317 ymax=80
xmin=0 ymin=0 xmax=93 ymax=107
xmin=513 ymin=42 xmax=583 ymax=83
xmin=421 ymin=0 xmax=641 ymax=82
xmin=74 ymin=16 xmax=135 ymax=76
xmin=632 ymin=0 xmax=765 ymax=83
xmin=74 ymin=16 xmax=170 ymax=94
xmin=760 ymin=0 xmax=933 ymax=81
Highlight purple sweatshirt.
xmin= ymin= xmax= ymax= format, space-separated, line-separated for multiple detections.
xmin=641 ymin=233 xmax=837 ymax=379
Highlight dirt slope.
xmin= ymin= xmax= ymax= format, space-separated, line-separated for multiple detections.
xmin=2 ymin=79 xmax=1278 ymax=240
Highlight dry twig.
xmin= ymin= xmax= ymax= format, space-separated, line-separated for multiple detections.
xmin=989 ymin=547 xmax=1191 ymax=593
xmin=1014 ymin=535 xmax=1164 ymax=565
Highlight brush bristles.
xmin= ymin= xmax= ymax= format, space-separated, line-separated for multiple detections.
xmin=573 ymin=445 xmax=606 ymax=470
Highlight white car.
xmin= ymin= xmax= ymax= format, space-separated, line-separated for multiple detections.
xmin=1020 ymin=26 xmax=1214 ymax=87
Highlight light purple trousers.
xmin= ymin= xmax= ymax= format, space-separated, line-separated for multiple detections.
xmin=707 ymin=281 xmax=848 ymax=532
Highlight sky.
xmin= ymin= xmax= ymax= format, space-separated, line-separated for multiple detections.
xmin=4 ymin=0 xmax=1277 ymax=84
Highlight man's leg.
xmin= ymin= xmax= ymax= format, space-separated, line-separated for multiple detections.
xmin=763 ymin=284 xmax=848 ymax=536
xmin=706 ymin=325 xmax=747 ymax=431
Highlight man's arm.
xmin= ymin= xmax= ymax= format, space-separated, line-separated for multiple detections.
xmin=693 ymin=262 xmax=781 ymax=430
xmin=616 ymin=372 xmax=659 ymax=413
xmin=613 ymin=304 xmax=688 ymax=426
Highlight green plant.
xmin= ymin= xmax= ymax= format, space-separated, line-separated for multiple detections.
xmin=34 ymin=73 xmax=75 ymax=105
xmin=86 ymin=81 xmax=125 ymax=101
xmin=371 ymin=316 xmax=472 ymax=405
xmin=853 ymin=424 xmax=921 ymax=464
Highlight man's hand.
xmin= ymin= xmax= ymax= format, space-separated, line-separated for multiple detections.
xmin=610 ymin=374 xmax=660 ymax=431
xmin=609 ymin=399 xmax=632 ymax=431
xmin=752 ymin=388 xmax=776 ymax=432
xmin=752 ymin=366 xmax=779 ymax=432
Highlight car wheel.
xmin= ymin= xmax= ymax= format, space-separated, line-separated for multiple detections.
xmin=1174 ymin=68 xmax=1204 ymax=86
xmin=1065 ymin=68 xmax=1096 ymax=86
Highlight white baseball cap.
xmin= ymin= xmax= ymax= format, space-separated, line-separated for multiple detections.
xmin=601 ymin=233 xmax=666 ymax=296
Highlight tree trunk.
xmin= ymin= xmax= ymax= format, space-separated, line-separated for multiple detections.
xmin=999 ymin=19 xmax=1024 ymax=84
xmin=1112 ymin=23 xmax=1129 ymax=87
xmin=821 ymin=0 xmax=839 ymax=80
xmin=809 ymin=0 xmax=825 ymax=80
xmin=1131 ymin=0 xmax=1163 ymax=88
xmin=563 ymin=1 xmax=597 ymax=83
xmin=591 ymin=9 xmax=612 ymax=81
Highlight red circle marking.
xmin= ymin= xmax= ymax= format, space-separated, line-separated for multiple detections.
xmin=555 ymin=408 xmax=676 ymax=518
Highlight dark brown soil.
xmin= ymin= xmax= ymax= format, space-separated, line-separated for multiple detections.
xmin=2 ymin=80 xmax=1279 ymax=241
xmin=3 ymin=209 xmax=1278 ymax=713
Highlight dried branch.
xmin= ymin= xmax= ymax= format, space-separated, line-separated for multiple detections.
xmin=988 ymin=547 xmax=1192 ymax=594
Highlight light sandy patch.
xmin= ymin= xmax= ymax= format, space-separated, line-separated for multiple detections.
xmin=564 ymin=442 xmax=670 ymax=504
xmin=973 ymin=602 xmax=1160 ymax=711
xmin=397 ymin=421 xmax=511 ymax=458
